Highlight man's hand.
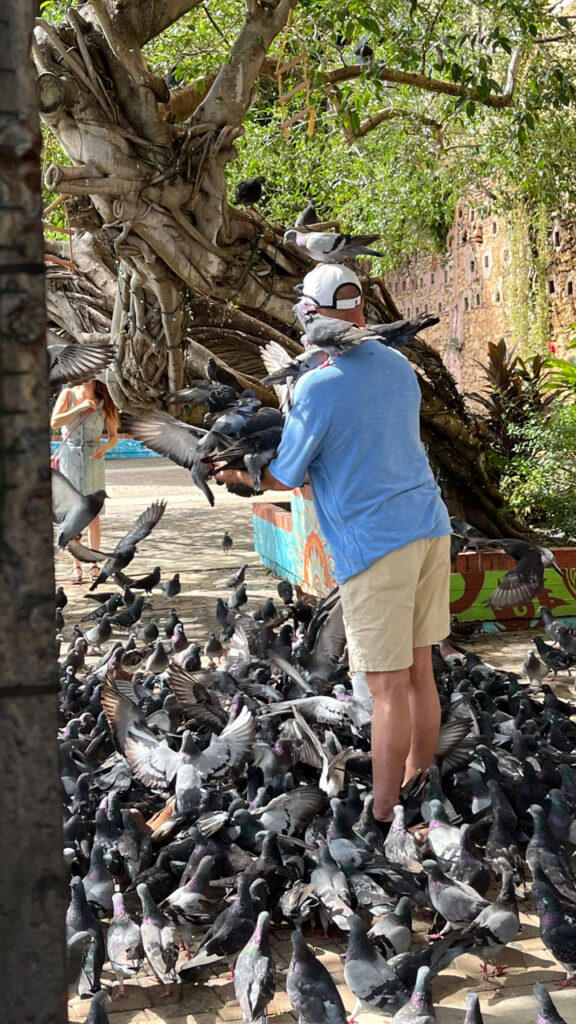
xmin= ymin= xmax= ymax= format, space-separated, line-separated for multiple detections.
xmin=213 ymin=466 xmax=255 ymax=489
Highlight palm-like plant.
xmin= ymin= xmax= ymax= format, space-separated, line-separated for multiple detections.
xmin=467 ymin=340 xmax=557 ymax=459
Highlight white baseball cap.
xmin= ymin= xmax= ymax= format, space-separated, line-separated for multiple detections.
xmin=301 ymin=264 xmax=363 ymax=309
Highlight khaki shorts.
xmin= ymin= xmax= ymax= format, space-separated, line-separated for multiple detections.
xmin=339 ymin=534 xmax=451 ymax=672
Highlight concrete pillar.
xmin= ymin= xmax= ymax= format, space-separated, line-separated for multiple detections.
xmin=0 ymin=3 xmax=67 ymax=1022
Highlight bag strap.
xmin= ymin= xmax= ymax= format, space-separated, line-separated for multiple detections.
xmin=52 ymin=406 xmax=95 ymax=461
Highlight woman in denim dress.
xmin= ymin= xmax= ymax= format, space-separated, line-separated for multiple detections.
xmin=51 ymin=379 xmax=119 ymax=583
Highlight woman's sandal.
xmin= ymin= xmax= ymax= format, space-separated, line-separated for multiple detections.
xmin=69 ymin=568 xmax=83 ymax=585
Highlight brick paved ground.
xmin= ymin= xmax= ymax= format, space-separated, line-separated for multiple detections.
xmin=61 ymin=461 xmax=576 ymax=1024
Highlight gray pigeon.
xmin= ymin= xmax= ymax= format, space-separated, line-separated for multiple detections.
xmin=179 ymin=873 xmax=255 ymax=978
xmin=81 ymin=843 xmax=114 ymax=916
xmin=368 ymin=897 xmax=412 ymax=956
xmin=344 ymin=914 xmax=408 ymax=1017
xmin=391 ymin=965 xmax=435 ymax=1024
xmin=66 ymin=877 xmax=105 ymax=996
xmin=52 ymin=469 xmax=107 ymax=549
xmin=384 ymin=804 xmax=421 ymax=869
xmin=222 ymin=531 xmax=234 ymax=555
xmin=460 ymin=868 xmax=520 ymax=976
xmin=286 ymin=929 xmax=348 ymax=1024
xmin=67 ymin=931 xmax=96 ymax=997
xmin=295 ymin=199 xmax=318 ymax=228
xmin=533 ymin=983 xmax=568 ymax=1024
xmin=137 ymin=882 xmax=179 ymax=987
xmin=464 ymin=992 xmax=484 ymax=1024
xmin=234 ymin=911 xmax=277 ymax=1024
xmin=106 ymin=892 xmax=143 ymax=995
xmin=284 ymin=229 xmax=385 ymax=262
xmin=83 ymin=990 xmax=109 ymax=1024
xmin=159 ymin=572 xmax=181 ymax=599
xmin=423 ymin=860 xmax=489 ymax=937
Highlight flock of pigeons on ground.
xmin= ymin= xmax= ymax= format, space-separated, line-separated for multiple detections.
xmin=48 ymin=207 xmax=576 ymax=1024
xmin=57 ymin=529 xmax=576 ymax=1024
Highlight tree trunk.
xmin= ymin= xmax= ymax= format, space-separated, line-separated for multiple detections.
xmin=35 ymin=0 xmax=521 ymax=536
xmin=1 ymin=4 xmax=67 ymax=1022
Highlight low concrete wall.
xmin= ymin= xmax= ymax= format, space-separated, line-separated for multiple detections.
xmin=253 ymin=490 xmax=576 ymax=631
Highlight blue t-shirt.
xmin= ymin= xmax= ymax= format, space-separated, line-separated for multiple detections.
xmin=268 ymin=340 xmax=450 ymax=583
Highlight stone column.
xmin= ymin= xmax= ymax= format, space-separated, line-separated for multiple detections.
xmin=0 ymin=3 xmax=67 ymax=1022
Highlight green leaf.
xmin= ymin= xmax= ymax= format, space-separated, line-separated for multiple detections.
xmin=466 ymin=100 xmax=476 ymax=118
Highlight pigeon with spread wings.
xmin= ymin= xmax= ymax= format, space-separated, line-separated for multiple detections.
xmin=51 ymin=468 xmax=107 ymax=549
xmin=66 ymin=499 xmax=166 ymax=589
xmin=48 ymin=340 xmax=115 ymax=392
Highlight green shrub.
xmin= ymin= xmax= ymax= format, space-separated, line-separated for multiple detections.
xmin=501 ymin=403 xmax=576 ymax=540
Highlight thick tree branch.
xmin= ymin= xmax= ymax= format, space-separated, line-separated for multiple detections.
xmin=101 ymin=0 xmax=206 ymax=48
xmin=195 ymin=0 xmax=298 ymax=128
xmin=324 ymin=45 xmax=524 ymax=110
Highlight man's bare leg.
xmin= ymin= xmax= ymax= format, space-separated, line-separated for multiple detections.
xmin=366 ymin=668 xmax=411 ymax=822
xmin=403 ymin=644 xmax=441 ymax=784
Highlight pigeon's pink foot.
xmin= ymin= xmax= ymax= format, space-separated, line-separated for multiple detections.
xmin=491 ymin=964 xmax=508 ymax=977
xmin=428 ymin=933 xmax=444 ymax=941
xmin=159 ymin=987 xmax=173 ymax=999
xmin=555 ymin=979 xmax=576 ymax=989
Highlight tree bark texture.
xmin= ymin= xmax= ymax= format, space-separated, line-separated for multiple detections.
xmin=35 ymin=1 xmax=521 ymax=534
xmin=0 ymin=3 xmax=67 ymax=1022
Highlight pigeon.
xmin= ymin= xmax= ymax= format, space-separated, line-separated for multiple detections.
xmin=295 ymin=304 xmax=439 ymax=356
xmin=82 ymin=990 xmax=109 ymax=1024
xmin=180 ymin=874 xmax=255 ymax=976
xmin=234 ymin=175 xmax=265 ymax=207
xmin=66 ymin=877 xmax=105 ymax=996
xmin=283 ymin=229 xmax=385 ymax=262
xmin=145 ymin=641 xmax=170 ymax=674
xmin=67 ymin=931 xmax=97 ymax=996
xmin=55 ymin=585 xmax=68 ymax=610
xmin=51 ymin=469 xmax=107 ymax=549
xmin=531 ymin=878 xmax=576 ymax=985
xmin=344 ymin=914 xmax=408 ymax=1018
xmin=459 ymin=868 xmax=520 ymax=976
xmin=487 ymin=540 xmax=565 ymax=608
xmin=85 ymin=614 xmax=113 ymax=651
xmin=354 ymin=38 xmax=374 ymax=61
xmin=167 ymin=382 xmax=238 ymax=410
xmin=234 ymin=911 xmax=277 ymax=1024
xmin=523 ymin=648 xmax=548 ymax=686
xmin=137 ymin=882 xmax=179 ymax=987
xmin=277 ymin=578 xmax=294 ymax=605
xmin=450 ymin=824 xmax=492 ymax=896
xmin=223 ymin=563 xmax=248 ymax=588
xmin=228 ymin=583 xmax=248 ymax=610
xmin=295 ymin=199 xmax=318 ymax=228
xmin=533 ymin=982 xmax=569 ymax=1024
xmin=110 ymin=596 xmax=145 ymax=629
xmin=391 ymin=965 xmax=435 ymax=1024
xmin=160 ymin=855 xmax=219 ymax=926
xmin=106 ymin=892 xmax=144 ymax=995
xmin=82 ymin=843 xmax=114 ymax=916
xmin=286 ymin=929 xmax=348 ymax=1024
xmin=463 ymin=993 xmax=484 ymax=1024
xmin=222 ymin=531 xmax=234 ymax=555
xmin=204 ymin=632 xmax=223 ymax=663
xmin=527 ymin=804 xmax=576 ymax=903
xmin=384 ymin=804 xmax=421 ymax=869
xmin=122 ymin=410 xmax=218 ymax=505
xmin=127 ymin=566 xmax=162 ymax=592
xmin=138 ymin=618 xmax=159 ymax=643
xmin=48 ymin=342 xmax=114 ymax=391
xmin=66 ymin=501 xmax=166 ymax=590
xmin=533 ymin=636 xmax=575 ymax=677
xmin=159 ymin=572 xmax=181 ymax=599
xmin=423 ymin=860 xmax=489 ymax=937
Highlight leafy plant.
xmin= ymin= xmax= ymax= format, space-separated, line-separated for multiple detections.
xmin=501 ymin=405 xmax=576 ymax=539
xmin=544 ymin=337 xmax=576 ymax=398
xmin=467 ymin=339 xmax=557 ymax=459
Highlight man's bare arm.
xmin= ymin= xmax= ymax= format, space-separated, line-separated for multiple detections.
xmin=214 ymin=466 xmax=293 ymax=492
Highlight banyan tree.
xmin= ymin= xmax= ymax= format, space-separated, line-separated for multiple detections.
xmin=34 ymin=0 xmax=531 ymax=534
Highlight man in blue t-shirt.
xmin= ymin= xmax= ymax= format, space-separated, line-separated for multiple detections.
xmin=215 ymin=263 xmax=451 ymax=831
